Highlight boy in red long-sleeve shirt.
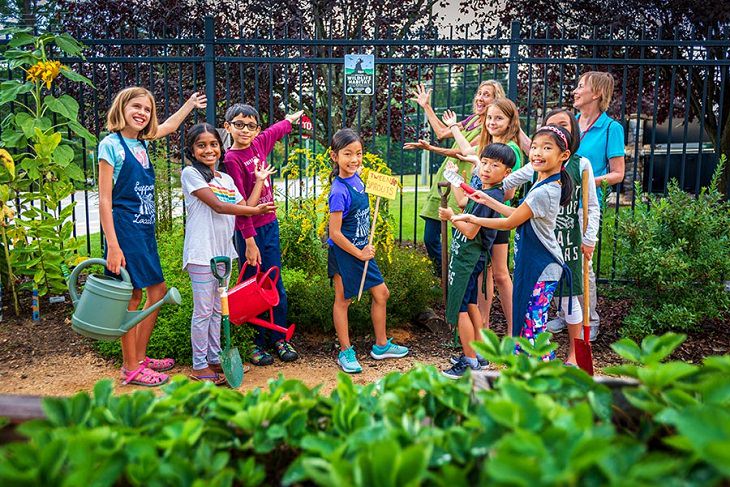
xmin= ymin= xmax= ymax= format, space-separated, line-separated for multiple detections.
xmin=223 ymin=104 xmax=303 ymax=366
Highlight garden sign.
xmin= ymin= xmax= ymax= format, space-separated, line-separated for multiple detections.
xmin=357 ymin=170 xmax=399 ymax=300
xmin=344 ymin=54 xmax=375 ymax=96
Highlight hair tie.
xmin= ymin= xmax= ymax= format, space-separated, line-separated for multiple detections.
xmin=538 ymin=125 xmax=569 ymax=150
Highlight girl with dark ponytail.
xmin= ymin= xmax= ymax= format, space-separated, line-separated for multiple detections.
xmin=449 ymin=124 xmax=576 ymax=359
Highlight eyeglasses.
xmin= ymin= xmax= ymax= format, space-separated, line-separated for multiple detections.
xmin=229 ymin=121 xmax=259 ymax=131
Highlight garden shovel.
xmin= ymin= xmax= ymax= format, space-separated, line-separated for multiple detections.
xmin=211 ymin=256 xmax=244 ymax=388
xmin=574 ymin=170 xmax=594 ymax=375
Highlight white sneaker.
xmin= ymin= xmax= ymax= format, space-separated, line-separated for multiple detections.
xmin=589 ymin=325 xmax=599 ymax=342
xmin=546 ymin=318 xmax=566 ymax=333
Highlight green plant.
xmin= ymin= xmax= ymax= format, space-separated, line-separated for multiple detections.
xmin=3 ymin=332 xmax=729 ymax=485
xmin=278 ymin=196 xmax=326 ymax=274
xmin=378 ymin=245 xmax=439 ymax=325
xmin=0 ymin=28 xmax=96 ymax=309
xmin=615 ymin=157 xmax=730 ymax=337
xmin=95 ymin=225 xmax=255 ymax=364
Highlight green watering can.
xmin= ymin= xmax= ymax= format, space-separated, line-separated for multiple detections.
xmin=68 ymin=258 xmax=182 ymax=341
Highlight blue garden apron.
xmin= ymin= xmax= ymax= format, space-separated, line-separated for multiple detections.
xmin=328 ymin=176 xmax=384 ymax=299
xmin=104 ymin=132 xmax=164 ymax=289
xmin=512 ymin=173 xmax=572 ymax=337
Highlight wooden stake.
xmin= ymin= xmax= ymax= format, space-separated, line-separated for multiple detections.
xmin=357 ymin=196 xmax=380 ymax=301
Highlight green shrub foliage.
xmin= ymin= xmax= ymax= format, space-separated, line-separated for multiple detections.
xmin=616 ymin=157 xmax=730 ymax=338
xmin=2 ymin=332 xmax=729 ymax=485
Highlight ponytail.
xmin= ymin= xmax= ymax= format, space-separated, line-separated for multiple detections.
xmin=559 ymin=168 xmax=574 ymax=207
xmin=329 ymin=164 xmax=340 ymax=183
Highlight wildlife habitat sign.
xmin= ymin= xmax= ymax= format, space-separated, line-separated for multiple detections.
xmin=344 ymin=54 xmax=375 ymax=96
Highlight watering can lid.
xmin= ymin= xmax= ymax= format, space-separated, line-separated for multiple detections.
xmin=88 ymin=273 xmax=135 ymax=290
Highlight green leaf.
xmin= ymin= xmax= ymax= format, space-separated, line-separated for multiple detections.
xmin=14 ymin=112 xmax=35 ymax=139
xmin=0 ymin=80 xmax=33 ymax=106
xmin=53 ymin=144 xmax=75 ymax=167
xmin=44 ymin=94 xmax=80 ymax=121
xmin=60 ymin=68 xmax=95 ymax=88
xmin=54 ymin=34 xmax=85 ymax=57
xmin=8 ymin=32 xmax=35 ymax=48
xmin=611 ymin=338 xmax=642 ymax=363
xmin=68 ymin=120 xmax=97 ymax=146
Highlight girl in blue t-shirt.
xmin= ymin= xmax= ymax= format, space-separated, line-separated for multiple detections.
xmin=98 ymin=86 xmax=205 ymax=387
xmin=326 ymin=128 xmax=409 ymax=373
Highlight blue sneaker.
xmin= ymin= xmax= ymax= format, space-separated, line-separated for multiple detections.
xmin=442 ymin=356 xmax=480 ymax=380
xmin=370 ymin=339 xmax=409 ymax=360
xmin=449 ymin=353 xmax=488 ymax=367
xmin=338 ymin=346 xmax=362 ymax=374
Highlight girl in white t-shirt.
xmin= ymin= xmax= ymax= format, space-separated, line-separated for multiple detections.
xmin=181 ymin=123 xmax=275 ymax=384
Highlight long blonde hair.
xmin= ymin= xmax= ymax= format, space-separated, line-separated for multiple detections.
xmin=471 ymin=79 xmax=505 ymax=115
xmin=106 ymin=86 xmax=158 ymax=140
xmin=478 ymin=97 xmax=521 ymax=155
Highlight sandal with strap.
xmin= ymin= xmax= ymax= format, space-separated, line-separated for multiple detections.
xmin=121 ymin=366 xmax=169 ymax=387
xmin=141 ymin=356 xmax=175 ymax=372
xmin=189 ymin=372 xmax=226 ymax=385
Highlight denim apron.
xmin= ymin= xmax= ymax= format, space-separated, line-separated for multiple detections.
xmin=328 ymin=176 xmax=384 ymax=299
xmin=512 ymin=173 xmax=572 ymax=337
xmin=104 ymin=133 xmax=164 ymax=289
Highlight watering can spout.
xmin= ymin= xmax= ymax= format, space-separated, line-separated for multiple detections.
xmin=120 ymin=287 xmax=182 ymax=333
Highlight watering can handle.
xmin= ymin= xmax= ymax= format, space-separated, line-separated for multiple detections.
xmin=259 ymin=265 xmax=280 ymax=287
xmin=236 ymin=262 xmax=261 ymax=285
xmin=210 ymin=256 xmax=232 ymax=283
xmin=68 ymin=258 xmax=131 ymax=305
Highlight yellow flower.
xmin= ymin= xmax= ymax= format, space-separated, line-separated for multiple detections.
xmin=0 ymin=149 xmax=15 ymax=179
xmin=26 ymin=60 xmax=63 ymax=89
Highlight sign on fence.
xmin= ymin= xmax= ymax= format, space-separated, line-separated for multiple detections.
xmin=300 ymin=114 xmax=313 ymax=139
xmin=344 ymin=54 xmax=375 ymax=96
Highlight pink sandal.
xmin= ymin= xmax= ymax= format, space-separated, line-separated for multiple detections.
xmin=121 ymin=365 xmax=169 ymax=387
xmin=141 ymin=356 xmax=175 ymax=372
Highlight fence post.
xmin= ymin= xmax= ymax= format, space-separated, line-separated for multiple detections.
xmin=204 ymin=16 xmax=216 ymax=125
xmin=508 ymin=21 xmax=521 ymax=101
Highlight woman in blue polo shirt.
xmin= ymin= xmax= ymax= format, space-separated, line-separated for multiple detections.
xmin=547 ymin=71 xmax=625 ymax=341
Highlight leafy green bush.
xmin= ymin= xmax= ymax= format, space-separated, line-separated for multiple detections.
xmin=3 ymin=331 xmax=730 ymax=485
xmin=616 ymin=157 xmax=730 ymax=338
xmin=95 ymin=225 xmax=254 ymax=364
xmin=278 ymin=197 xmax=326 ymax=273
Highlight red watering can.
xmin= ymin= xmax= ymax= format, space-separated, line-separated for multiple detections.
xmin=227 ymin=263 xmax=295 ymax=341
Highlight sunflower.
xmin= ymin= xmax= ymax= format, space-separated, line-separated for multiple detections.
xmin=26 ymin=60 xmax=63 ymax=89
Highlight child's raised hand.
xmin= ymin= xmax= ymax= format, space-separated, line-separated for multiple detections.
xmin=466 ymin=189 xmax=492 ymax=206
xmin=187 ymin=92 xmax=207 ymax=109
xmin=255 ymin=202 xmax=277 ymax=215
xmin=254 ymin=161 xmax=277 ymax=182
xmin=454 ymin=152 xmax=480 ymax=166
xmin=403 ymin=139 xmax=431 ymax=151
xmin=442 ymin=109 xmax=458 ymax=128
xmin=285 ymin=110 xmax=305 ymax=125
xmin=359 ymin=244 xmax=375 ymax=261
xmin=438 ymin=207 xmax=455 ymax=221
xmin=410 ymin=84 xmax=432 ymax=108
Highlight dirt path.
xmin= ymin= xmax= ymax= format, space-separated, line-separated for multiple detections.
xmin=1 ymin=294 xmax=727 ymax=398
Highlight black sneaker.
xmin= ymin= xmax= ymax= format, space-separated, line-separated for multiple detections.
xmin=449 ymin=353 xmax=489 ymax=367
xmin=274 ymin=340 xmax=299 ymax=362
xmin=442 ymin=357 xmax=480 ymax=379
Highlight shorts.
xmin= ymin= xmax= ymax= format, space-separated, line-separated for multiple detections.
xmin=459 ymin=259 xmax=485 ymax=312
xmin=493 ymin=230 xmax=510 ymax=246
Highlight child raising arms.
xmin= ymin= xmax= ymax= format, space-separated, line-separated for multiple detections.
xmin=223 ymin=104 xmax=303 ymax=366
xmin=327 ymin=128 xmax=409 ymax=373
xmin=438 ymin=143 xmax=516 ymax=379
xmin=452 ymin=125 xmax=575 ymax=357
xmin=98 ymin=87 xmax=206 ymax=386
xmin=181 ymin=123 xmax=276 ymax=384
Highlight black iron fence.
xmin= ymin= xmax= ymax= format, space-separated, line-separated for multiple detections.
xmin=3 ymin=17 xmax=729 ymax=282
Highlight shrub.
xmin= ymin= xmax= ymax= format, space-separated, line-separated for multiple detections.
xmin=95 ymin=225 xmax=255 ymax=364
xmin=3 ymin=332 xmax=730 ymax=485
xmin=615 ymin=157 xmax=730 ymax=338
xmin=278 ymin=197 xmax=326 ymax=273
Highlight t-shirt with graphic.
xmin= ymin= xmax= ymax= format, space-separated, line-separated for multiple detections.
xmin=327 ymin=174 xmax=368 ymax=247
xmin=181 ymin=166 xmax=243 ymax=269
xmin=98 ymin=133 xmax=150 ymax=183
xmin=523 ymin=181 xmax=564 ymax=282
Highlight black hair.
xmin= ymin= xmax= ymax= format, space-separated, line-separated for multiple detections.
xmin=224 ymin=103 xmax=260 ymax=124
xmin=185 ymin=122 xmax=226 ymax=183
xmin=480 ymin=142 xmax=517 ymax=169
xmin=542 ymin=108 xmax=581 ymax=155
xmin=532 ymin=124 xmax=574 ymax=207
xmin=328 ymin=128 xmax=364 ymax=183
